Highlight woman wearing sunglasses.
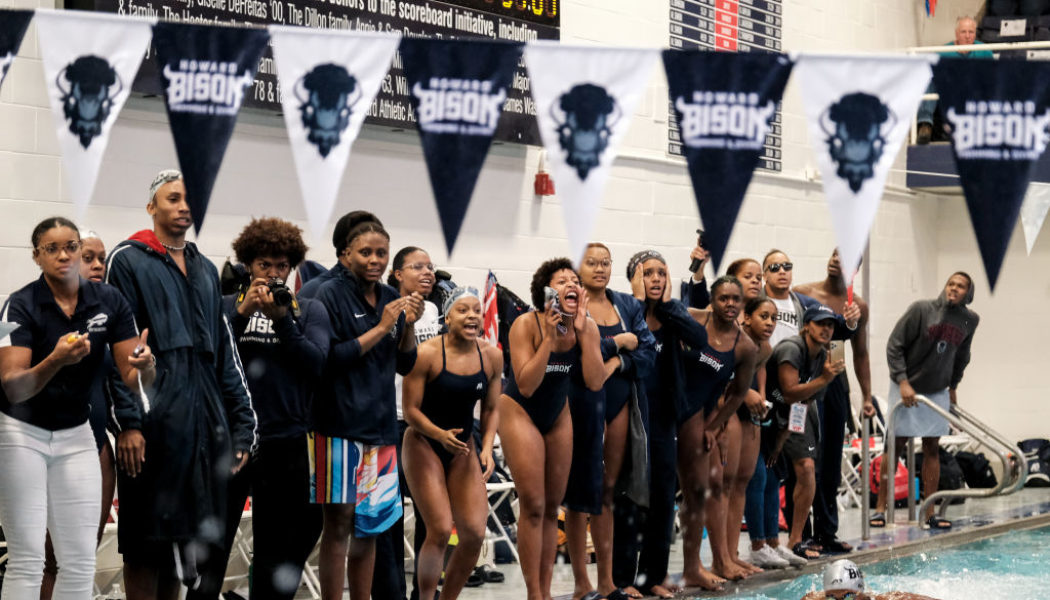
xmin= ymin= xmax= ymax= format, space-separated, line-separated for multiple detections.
xmin=0 ymin=217 xmax=153 ymax=598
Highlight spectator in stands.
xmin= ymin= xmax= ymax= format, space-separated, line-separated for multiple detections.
xmin=916 ymin=16 xmax=994 ymax=144
xmin=106 ymin=171 xmax=255 ymax=600
xmin=801 ymin=559 xmax=941 ymax=600
xmin=214 ymin=217 xmax=329 ymax=600
xmin=498 ymin=258 xmax=604 ymax=600
xmin=0 ymin=217 xmax=151 ymax=599
xmin=872 ymin=273 xmax=980 ymax=530
xmin=766 ymin=304 xmax=844 ymax=560
xmin=680 ymin=229 xmax=711 ymax=309
xmin=793 ymin=249 xmax=868 ymax=554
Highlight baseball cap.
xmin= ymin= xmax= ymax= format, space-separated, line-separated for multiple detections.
xmin=824 ymin=559 xmax=865 ymax=593
xmin=804 ymin=303 xmax=837 ymax=324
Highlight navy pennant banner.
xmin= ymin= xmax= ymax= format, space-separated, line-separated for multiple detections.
xmin=0 ymin=9 xmax=32 ymax=91
xmin=400 ymin=38 xmax=522 ymax=256
xmin=663 ymin=50 xmax=792 ymax=272
xmin=152 ymin=22 xmax=270 ymax=234
xmin=933 ymin=57 xmax=1050 ymax=289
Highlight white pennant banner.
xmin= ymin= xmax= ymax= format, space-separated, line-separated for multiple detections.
xmin=1021 ymin=182 xmax=1050 ymax=255
xmin=270 ymin=26 xmax=401 ymax=240
xmin=796 ymin=55 xmax=933 ymax=284
xmin=525 ymin=42 xmax=658 ymax=264
xmin=36 ymin=9 xmax=154 ymax=218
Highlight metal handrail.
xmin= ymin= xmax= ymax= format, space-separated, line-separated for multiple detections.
xmin=881 ymin=394 xmax=1027 ymax=526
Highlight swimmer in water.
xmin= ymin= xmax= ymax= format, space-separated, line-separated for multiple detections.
xmin=800 ymin=559 xmax=941 ymax=600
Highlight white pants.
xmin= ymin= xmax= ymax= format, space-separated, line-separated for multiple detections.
xmin=0 ymin=412 xmax=101 ymax=599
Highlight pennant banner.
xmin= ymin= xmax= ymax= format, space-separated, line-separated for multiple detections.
xmin=933 ymin=58 xmax=1050 ymax=287
xmin=797 ymin=55 xmax=932 ymax=285
xmin=401 ymin=38 xmax=522 ymax=256
xmin=0 ymin=8 xmax=31 ymax=91
xmin=525 ymin=43 xmax=659 ymax=264
xmin=153 ymin=22 xmax=269 ymax=234
xmin=1021 ymin=182 xmax=1050 ymax=255
xmin=36 ymin=10 xmax=154 ymax=217
xmin=270 ymin=27 xmax=400 ymax=241
xmin=663 ymin=50 xmax=792 ymax=272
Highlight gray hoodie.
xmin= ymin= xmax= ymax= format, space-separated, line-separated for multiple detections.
xmin=886 ymin=285 xmax=979 ymax=394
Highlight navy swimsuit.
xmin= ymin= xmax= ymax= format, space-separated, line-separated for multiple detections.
xmin=597 ymin=321 xmax=632 ymax=422
xmin=678 ymin=322 xmax=740 ymax=425
xmin=420 ymin=337 xmax=488 ymax=469
xmin=504 ymin=313 xmax=579 ymax=434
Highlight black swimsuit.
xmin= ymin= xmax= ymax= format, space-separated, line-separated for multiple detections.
xmin=597 ymin=321 xmax=632 ymax=422
xmin=678 ymin=321 xmax=740 ymax=426
xmin=420 ymin=336 xmax=488 ymax=469
xmin=504 ymin=313 xmax=579 ymax=435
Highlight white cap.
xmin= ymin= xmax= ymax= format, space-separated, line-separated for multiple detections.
xmin=824 ymin=559 xmax=865 ymax=593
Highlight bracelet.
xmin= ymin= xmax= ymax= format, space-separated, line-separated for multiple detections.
xmin=845 ymin=320 xmax=859 ymax=331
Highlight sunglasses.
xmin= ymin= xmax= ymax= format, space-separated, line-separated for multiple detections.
xmin=766 ymin=262 xmax=793 ymax=273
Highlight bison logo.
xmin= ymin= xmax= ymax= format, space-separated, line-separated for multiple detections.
xmin=820 ymin=92 xmax=896 ymax=192
xmin=296 ymin=63 xmax=360 ymax=158
xmin=552 ymin=83 xmax=620 ymax=180
xmin=57 ymin=55 xmax=121 ymax=149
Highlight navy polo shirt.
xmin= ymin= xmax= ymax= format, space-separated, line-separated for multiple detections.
xmin=0 ymin=276 xmax=138 ymax=430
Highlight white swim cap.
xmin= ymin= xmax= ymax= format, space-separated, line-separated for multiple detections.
xmin=824 ymin=559 xmax=865 ymax=593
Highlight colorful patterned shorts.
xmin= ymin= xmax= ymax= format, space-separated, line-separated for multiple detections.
xmin=307 ymin=432 xmax=403 ymax=537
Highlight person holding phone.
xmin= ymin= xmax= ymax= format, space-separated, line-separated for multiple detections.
xmin=680 ymin=229 xmax=711 ymax=309
xmin=498 ymin=258 xmax=604 ymax=600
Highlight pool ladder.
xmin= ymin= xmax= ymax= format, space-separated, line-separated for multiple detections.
xmin=860 ymin=394 xmax=1028 ymax=539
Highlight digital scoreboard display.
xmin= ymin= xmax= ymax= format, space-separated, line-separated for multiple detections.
xmin=667 ymin=0 xmax=783 ymax=171
xmin=77 ymin=0 xmax=560 ymax=144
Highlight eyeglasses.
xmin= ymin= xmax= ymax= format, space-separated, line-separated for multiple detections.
xmin=403 ymin=262 xmax=435 ymax=273
xmin=37 ymin=241 xmax=81 ymax=256
xmin=766 ymin=262 xmax=793 ymax=273
xmin=584 ymin=259 xmax=612 ymax=269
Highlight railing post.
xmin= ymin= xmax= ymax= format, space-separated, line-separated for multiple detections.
xmin=906 ymin=438 xmax=917 ymax=522
xmin=861 ymin=408 xmax=871 ymax=540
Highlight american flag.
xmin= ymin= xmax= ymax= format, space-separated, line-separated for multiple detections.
xmin=482 ymin=270 xmax=499 ymax=348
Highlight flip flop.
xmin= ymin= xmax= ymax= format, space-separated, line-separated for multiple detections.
xmin=465 ymin=571 xmax=484 ymax=587
xmin=603 ymin=589 xmax=632 ymax=600
xmin=578 ymin=592 xmax=602 ymax=600
xmin=869 ymin=511 xmax=886 ymax=528
xmin=926 ymin=515 xmax=952 ymax=529
xmin=820 ymin=537 xmax=854 ymax=553
xmin=475 ymin=564 xmax=504 ymax=583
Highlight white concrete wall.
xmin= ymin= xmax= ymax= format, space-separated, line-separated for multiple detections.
xmin=1 ymin=0 xmax=1047 ymax=444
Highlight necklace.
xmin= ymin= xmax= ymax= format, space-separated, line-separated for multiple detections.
xmin=161 ymin=241 xmax=186 ymax=252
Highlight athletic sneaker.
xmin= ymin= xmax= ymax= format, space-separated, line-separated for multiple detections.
xmin=749 ymin=545 xmax=790 ymax=569
xmin=774 ymin=544 xmax=809 ymax=566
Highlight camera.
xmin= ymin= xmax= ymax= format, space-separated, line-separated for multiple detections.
xmin=267 ymin=278 xmax=294 ymax=307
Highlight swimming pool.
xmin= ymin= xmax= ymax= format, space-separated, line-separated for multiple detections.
xmin=730 ymin=525 xmax=1050 ymax=600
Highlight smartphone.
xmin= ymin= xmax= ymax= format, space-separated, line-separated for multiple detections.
xmin=543 ymin=286 xmax=568 ymax=334
xmin=830 ymin=340 xmax=846 ymax=364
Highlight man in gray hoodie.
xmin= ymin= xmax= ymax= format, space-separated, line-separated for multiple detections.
xmin=871 ymin=272 xmax=979 ymax=529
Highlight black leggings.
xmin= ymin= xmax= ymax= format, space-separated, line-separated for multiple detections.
xmin=633 ymin=401 xmax=678 ymax=593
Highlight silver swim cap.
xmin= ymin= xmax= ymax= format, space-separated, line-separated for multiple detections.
xmin=824 ymin=559 xmax=864 ymax=593
xmin=442 ymin=286 xmax=481 ymax=316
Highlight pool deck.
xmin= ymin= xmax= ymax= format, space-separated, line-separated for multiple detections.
xmin=448 ymin=487 xmax=1050 ymax=600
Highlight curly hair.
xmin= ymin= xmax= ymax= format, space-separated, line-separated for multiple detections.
xmin=530 ymin=257 xmax=577 ymax=309
xmin=232 ymin=217 xmax=309 ymax=268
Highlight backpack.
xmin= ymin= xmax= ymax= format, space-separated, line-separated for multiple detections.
xmin=954 ymin=451 xmax=998 ymax=489
xmin=914 ymin=449 xmax=966 ymax=505
xmin=1018 ymin=438 xmax=1050 ymax=487
xmin=869 ymin=455 xmax=912 ymax=508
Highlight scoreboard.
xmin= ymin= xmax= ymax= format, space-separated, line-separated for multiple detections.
xmin=668 ymin=0 xmax=784 ymax=171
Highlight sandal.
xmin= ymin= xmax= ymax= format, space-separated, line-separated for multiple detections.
xmin=791 ymin=541 xmax=821 ymax=560
xmin=926 ymin=515 xmax=952 ymax=530
xmin=869 ymin=512 xmax=886 ymax=528
xmin=819 ymin=536 xmax=853 ymax=553
xmin=603 ymin=590 xmax=632 ymax=600
xmin=475 ymin=564 xmax=504 ymax=583
xmin=578 ymin=593 xmax=602 ymax=600
xmin=465 ymin=571 xmax=485 ymax=587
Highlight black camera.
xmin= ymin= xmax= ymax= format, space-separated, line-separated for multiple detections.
xmin=267 ymin=278 xmax=293 ymax=307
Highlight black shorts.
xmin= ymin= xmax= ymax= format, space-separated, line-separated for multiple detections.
xmin=781 ymin=402 xmax=820 ymax=463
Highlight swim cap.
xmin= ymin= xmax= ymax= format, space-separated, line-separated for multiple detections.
xmin=824 ymin=559 xmax=865 ymax=593
xmin=442 ymin=286 xmax=481 ymax=316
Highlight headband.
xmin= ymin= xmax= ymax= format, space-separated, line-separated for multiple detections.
xmin=626 ymin=250 xmax=666 ymax=280
xmin=149 ymin=169 xmax=183 ymax=203
xmin=442 ymin=286 xmax=481 ymax=316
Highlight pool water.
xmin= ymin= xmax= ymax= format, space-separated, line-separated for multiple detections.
xmin=730 ymin=526 xmax=1050 ymax=600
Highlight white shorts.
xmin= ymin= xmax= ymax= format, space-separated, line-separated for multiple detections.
xmin=889 ymin=380 xmax=950 ymax=438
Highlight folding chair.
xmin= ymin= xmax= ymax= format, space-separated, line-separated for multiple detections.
xmin=484 ymin=481 xmax=519 ymax=564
